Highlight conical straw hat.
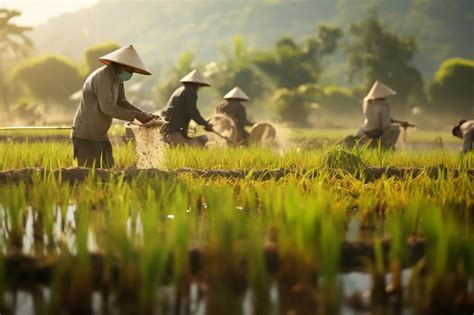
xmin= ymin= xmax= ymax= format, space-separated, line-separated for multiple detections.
xmin=364 ymin=81 xmax=396 ymax=101
xmin=180 ymin=69 xmax=211 ymax=86
xmin=99 ymin=44 xmax=151 ymax=75
xmin=224 ymin=87 xmax=250 ymax=101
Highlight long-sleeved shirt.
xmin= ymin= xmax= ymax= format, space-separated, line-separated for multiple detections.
xmin=215 ymin=99 xmax=254 ymax=130
xmin=362 ymin=99 xmax=391 ymax=132
xmin=160 ymin=85 xmax=208 ymax=137
xmin=72 ymin=65 xmax=143 ymax=141
xmin=460 ymin=120 xmax=474 ymax=153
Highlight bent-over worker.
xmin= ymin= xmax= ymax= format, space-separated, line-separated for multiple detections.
xmin=160 ymin=69 xmax=213 ymax=146
xmin=71 ymin=45 xmax=155 ymax=168
xmin=452 ymin=120 xmax=474 ymax=153
xmin=215 ymin=87 xmax=254 ymax=145
xmin=354 ymin=81 xmax=405 ymax=148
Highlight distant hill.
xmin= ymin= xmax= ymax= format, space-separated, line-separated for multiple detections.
xmin=30 ymin=0 xmax=473 ymax=80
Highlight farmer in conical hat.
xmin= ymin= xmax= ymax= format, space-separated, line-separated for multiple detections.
xmin=354 ymin=81 xmax=408 ymax=148
xmin=159 ymin=69 xmax=213 ymax=147
xmin=72 ymin=44 xmax=156 ymax=168
xmin=452 ymin=120 xmax=474 ymax=153
xmin=215 ymin=87 xmax=254 ymax=145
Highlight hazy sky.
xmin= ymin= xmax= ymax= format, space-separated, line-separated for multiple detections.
xmin=0 ymin=0 xmax=97 ymax=26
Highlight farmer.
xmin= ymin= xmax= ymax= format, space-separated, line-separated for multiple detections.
xmin=354 ymin=81 xmax=408 ymax=148
xmin=215 ymin=87 xmax=254 ymax=145
xmin=71 ymin=45 xmax=155 ymax=168
xmin=159 ymin=69 xmax=213 ymax=146
xmin=452 ymin=120 xmax=474 ymax=153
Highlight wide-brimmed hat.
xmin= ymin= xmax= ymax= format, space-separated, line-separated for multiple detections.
xmin=452 ymin=120 xmax=468 ymax=137
xmin=224 ymin=87 xmax=250 ymax=101
xmin=180 ymin=69 xmax=210 ymax=86
xmin=99 ymin=44 xmax=151 ymax=75
xmin=364 ymin=81 xmax=396 ymax=101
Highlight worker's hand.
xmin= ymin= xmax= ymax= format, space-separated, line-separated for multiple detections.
xmin=401 ymin=121 xmax=414 ymax=128
xmin=204 ymin=123 xmax=214 ymax=132
xmin=135 ymin=112 xmax=154 ymax=124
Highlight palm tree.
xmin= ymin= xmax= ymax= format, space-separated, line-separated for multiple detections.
xmin=0 ymin=9 xmax=33 ymax=113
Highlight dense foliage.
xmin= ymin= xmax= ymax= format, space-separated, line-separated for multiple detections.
xmin=0 ymin=9 xmax=33 ymax=113
xmin=430 ymin=58 xmax=474 ymax=116
xmin=346 ymin=15 xmax=426 ymax=110
xmin=83 ymin=41 xmax=120 ymax=75
xmin=11 ymin=55 xmax=82 ymax=108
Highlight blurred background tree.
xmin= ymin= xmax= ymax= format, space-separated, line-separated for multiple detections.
xmin=316 ymin=86 xmax=360 ymax=116
xmin=154 ymin=51 xmax=196 ymax=104
xmin=272 ymin=84 xmax=323 ymax=127
xmin=11 ymin=55 xmax=82 ymax=111
xmin=83 ymin=41 xmax=120 ymax=75
xmin=205 ymin=35 xmax=267 ymax=100
xmin=2 ymin=1 xmax=472 ymax=127
xmin=345 ymin=14 xmax=426 ymax=112
xmin=0 ymin=9 xmax=33 ymax=114
xmin=430 ymin=58 xmax=474 ymax=116
xmin=255 ymin=25 xmax=342 ymax=126
xmin=254 ymin=25 xmax=342 ymax=89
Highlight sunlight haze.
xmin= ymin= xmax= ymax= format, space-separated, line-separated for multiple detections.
xmin=0 ymin=0 xmax=96 ymax=26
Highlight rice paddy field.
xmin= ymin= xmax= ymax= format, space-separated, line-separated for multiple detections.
xmin=0 ymin=127 xmax=473 ymax=315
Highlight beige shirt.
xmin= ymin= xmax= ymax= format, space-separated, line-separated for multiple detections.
xmin=460 ymin=120 xmax=474 ymax=153
xmin=72 ymin=65 xmax=141 ymax=141
xmin=362 ymin=99 xmax=391 ymax=132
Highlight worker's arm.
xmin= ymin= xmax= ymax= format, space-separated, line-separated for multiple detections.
xmin=96 ymin=75 xmax=136 ymax=122
xmin=117 ymin=84 xmax=145 ymax=113
xmin=186 ymin=91 xmax=209 ymax=127
xmin=391 ymin=118 xmax=414 ymax=128
xmin=462 ymin=130 xmax=473 ymax=153
xmin=237 ymin=107 xmax=254 ymax=126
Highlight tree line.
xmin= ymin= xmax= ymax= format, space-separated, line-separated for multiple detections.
xmin=1 ymin=9 xmax=473 ymax=126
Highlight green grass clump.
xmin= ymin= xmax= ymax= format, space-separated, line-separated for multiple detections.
xmin=320 ymin=147 xmax=367 ymax=172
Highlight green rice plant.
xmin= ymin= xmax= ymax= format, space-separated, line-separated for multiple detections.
xmin=386 ymin=208 xmax=412 ymax=302
xmin=320 ymin=147 xmax=367 ymax=172
xmin=415 ymin=203 xmax=472 ymax=313
xmin=318 ymin=213 xmax=343 ymax=315
xmin=49 ymin=194 xmax=93 ymax=314
xmin=168 ymin=184 xmax=195 ymax=285
xmin=371 ymin=238 xmax=387 ymax=308
xmin=29 ymin=174 xmax=61 ymax=253
xmin=137 ymin=185 xmax=171 ymax=312
xmin=1 ymin=184 xmax=27 ymax=252
xmin=244 ymin=220 xmax=269 ymax=314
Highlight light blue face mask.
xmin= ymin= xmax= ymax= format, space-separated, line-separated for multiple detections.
xmin=118 ymin=70 xmax=133 ymax=81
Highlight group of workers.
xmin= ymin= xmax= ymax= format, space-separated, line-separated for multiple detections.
xmin=71 ymin=45 xmax=473 ymax=168
xmin=72 ymin=45 xmax=253 ymax=167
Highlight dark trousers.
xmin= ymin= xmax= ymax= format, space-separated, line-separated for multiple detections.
xmin=72 ymin=138 xmax=114 ymax=168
